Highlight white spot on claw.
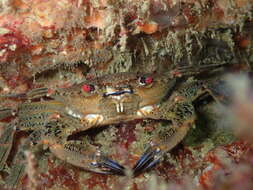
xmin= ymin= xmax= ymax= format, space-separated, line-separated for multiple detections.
xmin=85 ymin=114 xmax=104 ymax=125
xmin=66 ymin=107 xmax=83 ymax=119
xmin=137 ymin=105 xmax=155 ymax=116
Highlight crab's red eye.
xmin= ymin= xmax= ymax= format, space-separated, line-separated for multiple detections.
xmin=145 ymin=76 xmax=153 ymax=84
xmin=82 ymin=84 xmax=95 ymax=92
xmin=139 ymin=76 xmax=153 ymax=85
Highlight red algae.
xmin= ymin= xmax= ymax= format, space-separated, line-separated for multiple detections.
xmin=36 ymin=160 xmax=80 ymax=190
xmin=224 ymin=141 xmax=250 ymax=162
xmin=200 ymin=141 xmax=251 ymax=189
xmin=115 ymin=123 xmax=137 ymax=150
xmin=0 ymin=28 xmax=30 ymax=64
xmin=83 ymin=173 xmax=109 ymax=190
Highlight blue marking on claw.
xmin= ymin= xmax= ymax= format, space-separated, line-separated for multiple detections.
xmin=133 ymin=146 xmax=162 ymax=176
xmin=143 ymin=157 xmax=161 ymax=172
xmin=100 ymin=157 xmax=125 ymax=175
xmin=133 ymin=150 xmax=152 ymax=171
xmin=103 ymin=157 xmax=125 ymax=170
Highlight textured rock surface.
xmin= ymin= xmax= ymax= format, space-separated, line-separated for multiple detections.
xmin=0 ymin=0 xmax=253 ymax=189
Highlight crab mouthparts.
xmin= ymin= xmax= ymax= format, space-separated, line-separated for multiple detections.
xmin=103 ymin=87 xmax=133 ymax=113
xmin=84 ymin=105 xmax=156 ymax=125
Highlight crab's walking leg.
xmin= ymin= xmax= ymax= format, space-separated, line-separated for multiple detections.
xmin=0 ymin=123 xmax=16 ymax=171
xmin=4 ymin=130 xmax=41 ymax=188
xmin=5 ymin=155 xmax=26 ymax=187
xmin=41 ymin=118 xmax=126 ymax=176
xmin=0 ymin=87 xmax=52 ymax=100
xmin=0 ymin=108 xmax=16 ymax=120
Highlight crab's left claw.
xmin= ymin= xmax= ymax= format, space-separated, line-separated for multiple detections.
xmin=91 ymin=155 xmax=126 ymax=175
xmin=133 ymin=144 xmax=163 ymax=176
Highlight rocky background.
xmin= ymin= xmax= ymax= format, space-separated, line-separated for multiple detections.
xmin=0 ymin=0 xmax=253 ymax=189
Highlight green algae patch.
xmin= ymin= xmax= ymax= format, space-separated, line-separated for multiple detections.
xmin=183 ymin=102 xmax=236 ymax=147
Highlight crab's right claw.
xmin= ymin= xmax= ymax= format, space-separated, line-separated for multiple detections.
xmin=133 ymin=144 xmax=163 ymax=176
xmin=45 ymin=138 xmax=126 ymax=176
xmin=91 ymin=155 xmax=125 ymax=176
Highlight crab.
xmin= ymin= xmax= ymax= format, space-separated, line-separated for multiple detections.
xmin=0 ymin=63 xmax=228 ymax=187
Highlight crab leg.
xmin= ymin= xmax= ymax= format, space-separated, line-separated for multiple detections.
xmin=170 ymin=62 xmax=228 ymax=77
xmin=41 ymin=118 xmax=126 ymax=176
xmin=0 ymin=87 xmax=54 ymax=101
xmin=5 ymin=162 xmax=26 ymax=187
xmin=43 ymin=138 xmax=125 ymax=175
xmin=133 ymin=101 xmax=195 ymax=175
xmin=26 ymin=87 xmax=51 ymax=99
xmin=4 ymin=130 xmax=40 ymax=188
xmin=0 ymin=108 xmax=16 ymax=120
xmin=133 ymin=80 xmax=200 ymax=175
xmin=0 ymin=123 xmax=16 ymax=171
